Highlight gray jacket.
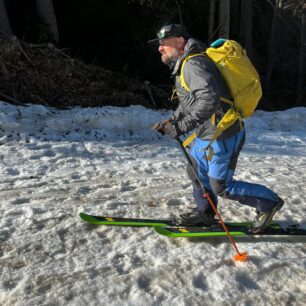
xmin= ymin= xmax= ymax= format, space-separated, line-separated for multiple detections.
xmin=171 ymin=38 xmax=242 ymax=140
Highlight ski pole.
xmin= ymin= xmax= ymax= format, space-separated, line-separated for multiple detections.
xmin=175 ymin=136 xmax=248 ymax=262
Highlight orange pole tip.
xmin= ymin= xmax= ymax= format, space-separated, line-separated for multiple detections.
xmin=234 ymin=251 xmax=248 ymax=262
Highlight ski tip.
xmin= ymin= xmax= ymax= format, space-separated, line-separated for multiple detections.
xmin=234 ymin=251 xmax=248 ymax=262
xmin=79 ymin=212 xmax=87 ymax=219
xmin=79 ymin=212 xmax=96 ymax=223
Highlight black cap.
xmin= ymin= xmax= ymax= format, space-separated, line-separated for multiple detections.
xmin=148 ymin=24 xmax=189 ymax=44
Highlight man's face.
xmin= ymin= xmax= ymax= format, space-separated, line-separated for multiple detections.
xmin=158 ymin=37 xmax=185 ymax=66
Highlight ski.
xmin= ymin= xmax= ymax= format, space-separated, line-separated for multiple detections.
xmin=80 ymin=213 xmax=265 ymax=228
xmin=80 ymin=212 xmax=254 ymax=228
xmin=154 ymin=223 xmax=306 ymax=237
xmin=79 ymin=212 xmax=177 ymax=227
xmin=80 ymin=213 xmax=306 ymax=237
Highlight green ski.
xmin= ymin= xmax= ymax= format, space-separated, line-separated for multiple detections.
xmin=80 ymin=213 xmax=257 ymax=228
xmin=154 ymin=223 xmax=306 ymax=237
xmin=80 ymin=213 xmax=305 ymax=237
xmin=79 ymin=212 xmax=176 ymax=227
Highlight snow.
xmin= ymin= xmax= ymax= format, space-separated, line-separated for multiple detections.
xmin=0 ymin=101 xmax=305 ymax=306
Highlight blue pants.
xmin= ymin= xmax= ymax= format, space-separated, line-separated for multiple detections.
xmin=187 ymin=129 xmax=279 ymax=213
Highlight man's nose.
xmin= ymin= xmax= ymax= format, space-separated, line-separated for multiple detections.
xmin=158 ymin=45 xmax=164 ymax=53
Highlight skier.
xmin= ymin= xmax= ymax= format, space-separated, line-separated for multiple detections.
xmin=149 ymin=24 xmax=284 ymax=232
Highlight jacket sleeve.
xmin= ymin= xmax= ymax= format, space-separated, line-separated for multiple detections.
xmin=172 ymin=103 xmax=184 ymax=121
xmin=176 ymin=57 xmax=220 ymax=134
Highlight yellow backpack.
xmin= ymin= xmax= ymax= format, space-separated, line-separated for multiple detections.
xmin=180 ymin=39 xmax=262 ymax=148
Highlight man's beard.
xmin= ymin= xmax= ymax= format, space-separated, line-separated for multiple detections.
xmin=161 ymin=48 xmax=179 ymax=66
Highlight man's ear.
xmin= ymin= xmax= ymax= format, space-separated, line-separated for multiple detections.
xmin=178 ymin=37 xmax=186 ymax=49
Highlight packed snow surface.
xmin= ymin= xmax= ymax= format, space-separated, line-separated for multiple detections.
xmin=0 ymin=101 xmax=305 ymax=306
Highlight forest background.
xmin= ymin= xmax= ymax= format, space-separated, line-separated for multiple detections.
xmin=0 ymin=0 xmax=305 ymax=111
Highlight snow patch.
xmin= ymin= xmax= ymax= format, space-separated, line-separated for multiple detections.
xmin=0 ymin=101 xmax=305 ymax=305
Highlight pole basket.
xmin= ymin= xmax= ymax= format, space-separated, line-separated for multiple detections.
xmin=234 ymin=251 xmax=248 ymax=262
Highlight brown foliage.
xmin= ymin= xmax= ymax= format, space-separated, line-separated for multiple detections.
xmin=0 ymin=34 xmax=168 ymax=109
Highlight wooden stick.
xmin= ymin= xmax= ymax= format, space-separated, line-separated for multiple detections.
xmin=0 ymin=91 xmax=24 ymax=105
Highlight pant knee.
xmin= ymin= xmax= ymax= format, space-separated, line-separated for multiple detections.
xmin=210 ymin=178 xmax=228 ymax=198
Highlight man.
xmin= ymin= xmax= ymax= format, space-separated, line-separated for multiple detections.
xmin=149 ymin=24 xmax=284 ymax=232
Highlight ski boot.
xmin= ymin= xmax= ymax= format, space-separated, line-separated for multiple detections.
xmin=179 ymin=208 xmax=217 ymax=226
xmin=250 ymin=197 xmax=284 ymax=233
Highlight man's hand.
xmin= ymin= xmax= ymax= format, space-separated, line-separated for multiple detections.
xmin=152 ymin=118 xmax=179 ymax=138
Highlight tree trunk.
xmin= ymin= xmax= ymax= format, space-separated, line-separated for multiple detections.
xmin=219 ymin=0 xmax=230 ymax=39
xmin=265 ymin=0 xmax=283 ymax=89
xmin=36 ymin=0 xmax=59 ymax=43
xmin=240 ymin=0 xmax=253 ymax=59
xmin=0 ymin=0 xmax=13 ymax=36
xmin=174 ymin=0 xmax=183 ymax=26
xmin=297 ymin=3 xmax=306 ymax=106
xmin=208 ymin=0 xmax=216 ymax=43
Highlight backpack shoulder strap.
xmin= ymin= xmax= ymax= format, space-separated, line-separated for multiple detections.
xmin=179 ymin=53 xmax=233 ymax=105
xmin=179 ymin=53 xmax=205 ymax=92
